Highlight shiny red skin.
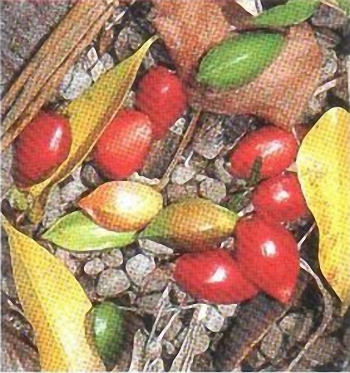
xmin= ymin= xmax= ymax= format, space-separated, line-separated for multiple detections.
xmin=93 ymin=109 xmax=153 ymax=180
xmin=252 ymin=172 xmax=308 ymax=223
xmin=174 ymin=249 xmax=259 ymax=304
xmin=234 ymin=215 xmax=299 ymax=304
xmin=12 ymin=111 xmax=72 ymax=188
xmin=229 ymin=126 xmax=298 ymax=179
xmin=136 ymin=66 xmax=187 ymax=139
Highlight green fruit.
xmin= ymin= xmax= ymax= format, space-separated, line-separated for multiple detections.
xmin=91 ymin=302 xmax=124 ymax=368
xmin=197 ymin=32 xmax=285 ymax=89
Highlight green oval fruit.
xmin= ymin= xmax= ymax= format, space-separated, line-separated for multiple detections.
xmin=197 ymin=32 xmax=285 ymax=89
xmin=140 ymin=197 xmax=237 ymax=251
xmin=91 ymin=302 xmax=124 ymax=368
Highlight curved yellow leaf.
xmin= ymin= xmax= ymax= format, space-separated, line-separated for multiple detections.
xmin=2 ymin=217 xmax=104 ymax=371
xmin=28 ymin=36 xmax=158 ymax=223
xmin=296 ymin=107 xmax=350 ymax=312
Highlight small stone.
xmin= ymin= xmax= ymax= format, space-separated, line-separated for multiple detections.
xmin=166 ymin=183 xmax=198 ymax=204
xmin=100 ymin=53 xmax=114 ymax=70
xmin=193 ymin=330 xmax=211 ymax=355
xmin=126 ymin=254 xmax=156 ymax=286
xmin=213 ymin=157 xmax=234 ymax=184
xmin=86 ymin=47 xmax=99 ymax=69
xmin=137 ymin=293 xmax=163 ymax=313
xmin=142 ymin=268 xmax=169 ymax=293
xmin=91 ymin=60 xmax=106 ymax=82
xmin=217 ymin=304 xmax=238 ymax=318
xmin=59 ymin=65 xmax=92 ymax=100
xmin=139 ymin=239 xmax=174 ymax=256
xmin=101 ymin=249 xmax=123 ymax=268
xmin=199 ymin=305 xmax=225 ymax=333
xmin=170 ymin=117 xmax=187 ymax=136
xmin=59 ymin=175 xmax=87 ymax=205
xmin=55 ymin=249 xmax=81 ymax=276
xmin=84 ymin=258 xmax=105 ymax=276
xmin=80 ymin=162 xmax=104 ymax=188
xmin=123 ymin=90 xmax=136 ymax=108
xmin=279 ymin=312 xmax=313 ymax=342
xmin=97 ymin=268 xmax=130 ymax=297
xmin=199 ymin=178 xmax=226 ymax=204
xmin=171 ymin=164 xmax=198 ymax=185
xmin=260 ymin=323 xmax=283 ymax=360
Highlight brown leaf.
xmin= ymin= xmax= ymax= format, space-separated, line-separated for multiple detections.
xmin=152 ymin=0 xmax=231 ymax=82
xmin=151 ymin=0 xmax=323 ymax=131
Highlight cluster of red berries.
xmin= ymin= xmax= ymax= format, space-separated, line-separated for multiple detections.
xmin=174 ymin=126 xmax=309 ymax=305
xmin=11 ymin=66 xmax=187 ymax=187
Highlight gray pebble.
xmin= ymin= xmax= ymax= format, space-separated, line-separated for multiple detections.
xmin=166 ymin=183 xmax=198 ymax=204
xmin=101 ymin=249 xmax=123 ymax=268
xmin=84 ymin=258 xmax=105 ymax=276
xmin=199 ymin=178 xmax=226 ymax=204
xmin=138 ymin=239 xmax=174 ymax=256
xmin=171 ymin=164 xmax=198 ymax=185
xmin=260 ymin=323 xmax=284 ymax=360
xmin=59 ymin=65 xmax=92 ymax=100
xmin=213 ymin=157 xmax=234 ymax=185
xmin=97 ymin=268 xmax=130 ymax=297
xmin=80 ymin=162 xmax=104 ymax=189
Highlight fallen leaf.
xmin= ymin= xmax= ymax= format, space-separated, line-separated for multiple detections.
xmin=189 ymin=23 xmax=322 ymax=130
xmin=140 ymin=197 xmax=237 ymax=251
xmin=1 ymin=216 xmax=104 ymax=371
xmin=27 ymin=36 xmax=158 ymax=223
xmin=296 ymin=107 xmax=350 ymax=313
xmin=42 ymin=211 xmax=137 ymax=252
xmin=79 ymin=181 xmax=163 ymax=232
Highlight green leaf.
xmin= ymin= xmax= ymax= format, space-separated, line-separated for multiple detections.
xmin=42 ymin=211 xmax=136 ymax=252
xmin=337 ymin=0 xmax=350 ymax=16
xmin=140 ymin=197 xmax=237 ymax=251
xmin=246 ymin=156 xmax=263 ymax=186
xmin=197 ymin=32 xmax=285 ymax=89
xmin=227 ymin=191 xmax=250 ymax=213
xmin=252 ymin=0 xmax=320 ymax=27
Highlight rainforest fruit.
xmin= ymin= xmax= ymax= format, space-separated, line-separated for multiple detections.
xmin=252 ymin=172 xmax=308 ymax=222
xmin=197 ymin=33 xmax=285 ymax=89
xmin=174 ymin=249 xmax=259 ymax=304
xmin=140 ymin=197 xmax=237 ymax=252
xmin=78 ymin=181 xmax=163 ymax=232
xmin=235 ymin=215 xmax=299 ymax=304
xmin=90 ymin=302 xmax=124 ymax=368
xmin=136 ymin=66 xmax=187 ymax=139
xmin=11 ymin=111 xmax=72 ymax=188
xmin=230 ymin=126 xmax=298 ymax=179
xmin=93 ymin=109 xmax=153 ymax=180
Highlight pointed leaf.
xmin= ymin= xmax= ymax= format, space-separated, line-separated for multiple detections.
xmin=1 ymin=216 xmax=104 ymax=371
xmin=79 ymin=181 xmax=163 ymax=232
xmin=140 ymin=197 xmax=237 ymax=251
xmin=43 ymin=211 xmax=137 ymax=252
xmin=252 ymin=0 xmax=320 ymax=27
xmin=296 ymin=108 xmax=350 ymax=312
xmin=28 ymin=36 xmax=158 ymax=223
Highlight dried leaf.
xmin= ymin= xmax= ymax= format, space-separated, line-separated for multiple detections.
xmin=27 ymin=36 xmax=158 ymax=223
xmin=140 ymin=197 xmax=237 ymax=251
xmin=296 ymin=107 xmax=350 ymax=312
xmin=42 ymin=211 xmax=137 ymax=252
xmin=79 ymin=181 xmax=163 ymax=232
xmin=251 ymin=0 xmax=320 ymax=27
xmin=189 ymin=23 xmax=323 ymax=130
xmin=1 ymin=216 xmax=104 ymax=371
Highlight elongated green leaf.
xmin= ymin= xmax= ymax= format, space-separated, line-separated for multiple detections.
xmin=2 ymin=216 xmax=104 ymax=371
xmin=140 ymin=197 xmax=237 ymax=251
xmin=29 ymin=36 xmax=158 ymax=223
xmin=43 ymin=211 xmax=136 ymax=252
xmin=337 ymin=0 xmax=350 ymax=15
xmin=197 ymin=33 xmax=285 ymax=89
xmin=252 ymin=0 xmax=320 ymax=27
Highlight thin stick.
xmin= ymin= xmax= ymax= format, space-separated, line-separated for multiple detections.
xmin=154 ymin=108 xmax=202 ymax=192
xmin=287 ymin=258 xmax=333 ymax=371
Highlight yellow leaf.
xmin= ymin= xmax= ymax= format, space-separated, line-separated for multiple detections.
xmin=2 ymin=216 xmax=104 ymax=371
xmin=296 ymin=107 xmax=350 ymax=312
xmin=28 ymin=36 xmax=158 ymax=223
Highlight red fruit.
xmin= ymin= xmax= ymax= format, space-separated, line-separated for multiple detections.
xmin=252 ymin=172 xmax=308 ymax=223
xmin=229 ymin=126 xmax=298 ymax=179
xmin=174 ymin=249 xmax=259 ymax=304
xmin=136 ymin=66 xmax=187 ymax=139
xmin=12 ymin=111 xmax=72 ymax=188
xmin=235 ymin=215 xmax=299 ymax=304
xmin=93 ymin=109 xmax=153 ymax=180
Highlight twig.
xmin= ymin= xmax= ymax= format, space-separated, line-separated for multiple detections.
xmin=154 ymin=108 xmax=202 ymax=192
xmin=287 ymin=258 xmax=333 ymax=371
xmin=298 ymin=222 xmax=316 ymax=250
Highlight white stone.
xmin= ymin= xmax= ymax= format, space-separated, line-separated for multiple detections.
xmin=126 ymin=254 xmax=156 ymax=286
xmin=217 ymin=304 xmax=238 ymax=318
xmin=101 ymin=249 xmax=123 ymax=268
xmin=84 ymin=258 xmax=105 ymax=276
xmin=200 ymin=305 xmax=225 ymax=332
xmin=97 ymin=268 xmax=130 ymax=297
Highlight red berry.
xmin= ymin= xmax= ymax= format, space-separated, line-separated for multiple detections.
xmin=234 ymin=215 xmax=299 ymax=304
xmin=93 ymin=109 xmax=153 ymax=180
xmin=229 ymin=126 xmax=298 ymax=179
xmin=174 ymin=249 xmax=259 ymax=304
xmin=252 ymin=172 xmax=308 ymax=223
xmin=136 ymin=66 xmax=187 ymax=139
xmin=12 ymin=111 xmax=72 ymax=188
